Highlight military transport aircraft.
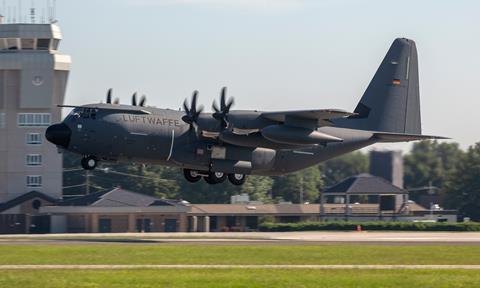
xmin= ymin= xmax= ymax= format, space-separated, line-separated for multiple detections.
xmin=46 ymin=38 xmax=445 ymax=186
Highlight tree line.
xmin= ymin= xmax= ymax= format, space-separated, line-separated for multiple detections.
xmin=63 ymin=141 xmax=480 ymax=220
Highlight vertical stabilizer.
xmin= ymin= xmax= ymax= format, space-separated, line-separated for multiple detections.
xmin=339 ymin=38 xmax=421 ymax=134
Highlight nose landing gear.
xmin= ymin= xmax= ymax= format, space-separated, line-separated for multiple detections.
xmin=81 ymin=156 xmax=98 ymax=170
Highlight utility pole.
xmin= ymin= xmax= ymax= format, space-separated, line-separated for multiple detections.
xmin=299 ymin=176 xmax=304 ymax=204
xmin=85 ymin=170 xmax=90 ymax=195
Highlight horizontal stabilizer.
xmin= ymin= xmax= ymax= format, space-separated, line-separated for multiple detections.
xmin=373 ymin=132 xmax=449 ymax=143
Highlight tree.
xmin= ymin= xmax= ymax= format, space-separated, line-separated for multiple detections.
xmin=444 ymin=143 xmax=480 ymax=220
xmin=404 ymin=141 xmax=463 ymax=202
xmin=321 ymin=151 xmax=369 ymax=187
xmin=272 ymin=166 xmax=322 ymax=203
xmin=240 ymin=176 xmax=274 ymax=202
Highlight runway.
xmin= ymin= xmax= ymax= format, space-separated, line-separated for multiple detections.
xmin=1 ymin=264 xmax=480 ymax=270
xmin=1 ymin=232 xmax=480 ymax=245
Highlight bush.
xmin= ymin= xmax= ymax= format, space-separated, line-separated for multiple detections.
xmin=258 ymin=221 xmax=480 ymax=232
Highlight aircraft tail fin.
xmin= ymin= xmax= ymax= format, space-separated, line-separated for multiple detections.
xmin=338 ymin=38 xmax=422 ymax=134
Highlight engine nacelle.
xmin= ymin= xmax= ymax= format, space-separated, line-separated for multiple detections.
xmin=261 ymin=125 xmax=343 ymax=145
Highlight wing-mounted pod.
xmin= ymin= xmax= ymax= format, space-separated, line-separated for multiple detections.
xmin=261 ymin=125 xmax=342 ymax=145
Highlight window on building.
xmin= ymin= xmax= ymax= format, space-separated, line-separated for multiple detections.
xmin=6 ymin=38 xmax=18 ymax=50
xmin=17 ymin=113 xmax=51 ymax=127
xmin=26 ymin=175 xmax=42 ymax=188
xmin=26 ymin=154 xmax=42 ymax=166
xmin=51 ymin=39 xmax=60 ymax=50
xmin=21 ymin=39 xmax=35 ymax=50
xmin=37 ymin=39 xmax=50 ymax=50
xmin=0 ymin=112 xmax=4 ymax=128
xmin=26 ymin=133 xmax=42 ymax=144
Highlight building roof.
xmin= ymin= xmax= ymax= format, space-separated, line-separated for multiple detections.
xmin=0 ymin=191 xmax=59 ymax=213
xmin=58 ymin=188 xmax=182 ymax=208
xmin=323 ymin=173 xmax=406 ymax=194
xmin=191 ymin=204 xmax=321 ymax=215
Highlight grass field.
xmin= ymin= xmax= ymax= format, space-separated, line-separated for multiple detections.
xmin=1 ymin=244 xmax=480 ymax=265
xmin=1 ymin=244 xmax=480 ymax=287
xmin=1 ymin=269 xmax=480 ymax=288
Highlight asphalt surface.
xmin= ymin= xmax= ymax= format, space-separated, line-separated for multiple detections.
xmin=1 ymin=232 xmax=480 ymax=245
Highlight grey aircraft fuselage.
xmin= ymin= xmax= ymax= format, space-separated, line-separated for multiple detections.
xmin=46 ymin=38 xmax=446 ymax=183
xmin=62 ymin=103 xmax=375 ymax=176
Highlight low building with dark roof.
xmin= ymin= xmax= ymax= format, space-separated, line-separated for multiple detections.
xmin=320 ymin=173 xmax=456 ymax=222
xmin=42 ymin=188 xmax=190 ymax=233
xmin=0 ymin=191 xmax=59 ymax=234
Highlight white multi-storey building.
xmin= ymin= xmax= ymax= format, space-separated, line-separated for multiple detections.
xmin=0 ymin=20 xmax=71 ymax=202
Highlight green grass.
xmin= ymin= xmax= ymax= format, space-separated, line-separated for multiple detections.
xmin=1 ymin=244 xmax=480 ymax=265
xmin=0 ymin=269 xmax=479 ymax=288
xmin=2 ymin=244 xmax=480 ymax=287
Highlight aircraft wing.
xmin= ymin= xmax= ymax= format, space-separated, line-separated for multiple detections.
xmin=373 ymin=132 xmax=449 ymax=142
xmin=261 ymin=109 xmax=356 ymax=126
xmin=58 ymin=105 xmax=152 ymax=115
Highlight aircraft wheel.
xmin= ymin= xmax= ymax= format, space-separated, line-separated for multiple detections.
xmin=204 ymin=171 xmax=226 ymax=185
xmin=81 ymin=156 xmax=97 ymax=170
xmin=228 ymin=173 xmax=246 ymax=186
xmin=183 ymin=169 xmax=202 ymax=183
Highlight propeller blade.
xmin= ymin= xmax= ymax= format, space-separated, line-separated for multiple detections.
xmin=132 ymin=92 xmax=137 ymax=106
xmin=106 ymin=89 xmax=112 ymax=104
xmin=139 ymin=95 xmax=147 ymax=107
xmin=191 ymin=90 xmax=198 ymax=114
xmin=212 ymin=100 xmax=220 ymax=114
xmin=220 ymin=87 xmax=227 ymax=111
xmin=183 ymin=99 xmax=189 ymax=114
xmin=226 ymin=97 xmax=234 ymax=110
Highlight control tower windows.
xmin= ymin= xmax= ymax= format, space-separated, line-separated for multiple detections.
xmin=26 ymin=175 xmax=42 ymax=188
xmin=26 ymin=133 xmax=42 ymax=145
xmin=37 ymin=39 xmax=50 ymax=50
xmin=21 ymin=39 xmax=35 ymax=50
xmin=26 ymin=154 xmax=42 ymax=166
xmin=17 ymin=113 xmax=51 ymax=127
xmin=51 ymin=39 xmax=60 ymax=50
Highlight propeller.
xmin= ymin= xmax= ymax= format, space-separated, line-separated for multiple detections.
xmin=106 ymin=89 xmax=112 ymax=104
xmin=132 ymin=92 xmax=137 ymax=106
xmin=182 ymin=90 xmax=204 ymax=126
xmin=212 ymin=86 xmax=234 ymax=128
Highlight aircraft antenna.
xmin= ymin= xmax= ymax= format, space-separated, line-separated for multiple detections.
xmin=30 ymin=0 xmax=35 ymax=23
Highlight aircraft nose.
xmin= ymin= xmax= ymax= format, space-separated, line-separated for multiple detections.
xmin=45 ymin=123 xmax=71 ymax=149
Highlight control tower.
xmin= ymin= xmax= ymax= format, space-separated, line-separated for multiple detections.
xmin=0 ymin=18 xmax=71 ymax=201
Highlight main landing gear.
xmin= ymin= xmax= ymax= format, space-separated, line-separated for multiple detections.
xmin=183 ymin=169 xmax=246 ymax=185
xmin=81 ymin=155 xmax=98 ymax=170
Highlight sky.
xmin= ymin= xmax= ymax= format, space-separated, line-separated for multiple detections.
xmin=3 ymin=0 xmax=479 ymax=151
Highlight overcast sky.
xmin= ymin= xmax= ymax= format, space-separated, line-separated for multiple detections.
xmin=4 ymin=0 xmax=479 ymax=151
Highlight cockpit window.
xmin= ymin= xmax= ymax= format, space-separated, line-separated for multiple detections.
xmin=67 ymin=108 xmax=98 ymax=121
